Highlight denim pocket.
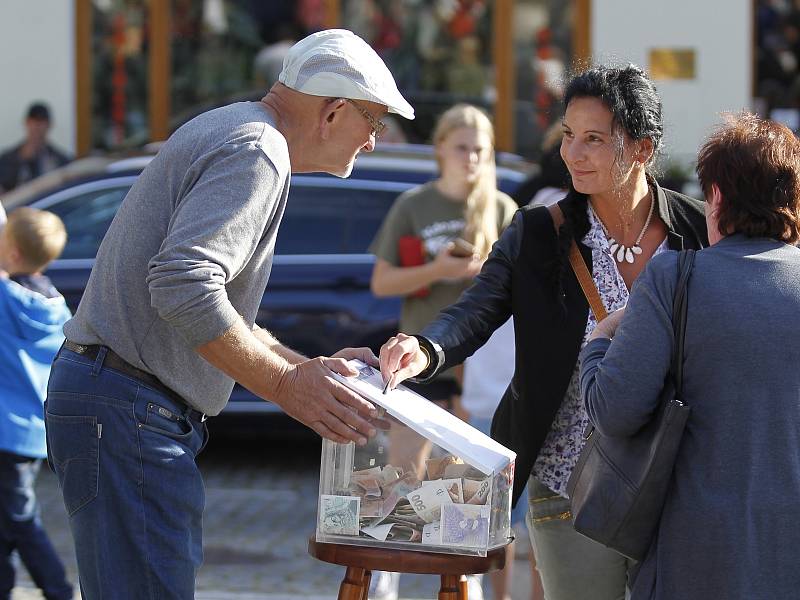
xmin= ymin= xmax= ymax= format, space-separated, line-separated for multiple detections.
xmin=45 ymin=413 xmax=100 ymax=516
xmin=139 ymin=401 xmax=194 ymax=441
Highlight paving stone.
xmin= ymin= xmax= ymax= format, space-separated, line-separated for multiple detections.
xmin=13 ymin=437 xmax=531 ymax=600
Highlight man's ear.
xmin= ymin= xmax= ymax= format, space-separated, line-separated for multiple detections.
xmin=319 ymin=98 xmax=347 ymax=141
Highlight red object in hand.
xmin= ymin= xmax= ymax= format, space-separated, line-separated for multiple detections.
xmin=398 ymin=235 xmax=430 ymax=298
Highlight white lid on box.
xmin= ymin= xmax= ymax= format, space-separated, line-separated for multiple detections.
xmin=333 ymin=361 xmax=516 ymax=475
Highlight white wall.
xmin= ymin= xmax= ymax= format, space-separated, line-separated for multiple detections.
xmin=0 ymin=1 xmax=75 ymax=155
xmin=592 ymin=0 xmax=751 ymax=168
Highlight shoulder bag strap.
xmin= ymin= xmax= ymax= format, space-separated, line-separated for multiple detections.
xmin=671 ymin=249 xmax=695 ymax=395
xmin=548 ymin=203 xmax=608 ymax=322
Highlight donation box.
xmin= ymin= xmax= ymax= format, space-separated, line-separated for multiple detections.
xmin=316 ymin=361 xmax=516 ymax=557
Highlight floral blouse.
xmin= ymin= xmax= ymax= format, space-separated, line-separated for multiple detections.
xmin=532 ymin=204 xmax=668 ymax=497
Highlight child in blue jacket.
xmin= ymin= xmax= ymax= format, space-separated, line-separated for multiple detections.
xmin=0 ymin=207 xmax=73 ymax=600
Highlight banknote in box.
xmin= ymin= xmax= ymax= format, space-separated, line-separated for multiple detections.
xmin=319 ymin=495 xmax=360 ymax=536
xmin=441 ymin=504 xmax=491 ymax=548
xmin=315 ymin=360 xmax=516 ymax=557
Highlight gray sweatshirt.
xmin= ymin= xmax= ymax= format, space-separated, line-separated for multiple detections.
xmin=580 ymin=237 xmax=800 ymax=599
xmin=64 ymin=102 xmax=290 ymax=415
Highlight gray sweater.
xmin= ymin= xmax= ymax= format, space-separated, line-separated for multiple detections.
xmin=580 ymin=234 xmax=800 ymax=599
xmin=65 ymin=102 xmax=290 ymax=415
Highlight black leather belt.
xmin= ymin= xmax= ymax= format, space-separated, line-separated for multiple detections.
xmin=62 ymin=340 xmax=208 ymax=422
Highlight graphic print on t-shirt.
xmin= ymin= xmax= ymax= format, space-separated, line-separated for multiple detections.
xmin=419 ymin=218 xmax=465 ymax=257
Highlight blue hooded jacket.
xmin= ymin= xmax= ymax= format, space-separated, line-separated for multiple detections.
xmin=0 ymin=275 xmax=70 ymax=458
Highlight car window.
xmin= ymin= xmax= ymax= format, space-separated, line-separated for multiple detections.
xmin=34 ymin=176 xmax=411 ymax=259
xmin=277 ymin=179 xmax=406 ymax=255
xmin=36 ymin=185 xmax=129 ymax=260
xmin=346 ymin=190 xmax=400 ymax=253
xmin=275 ymin=185 xmax=350 ymax=255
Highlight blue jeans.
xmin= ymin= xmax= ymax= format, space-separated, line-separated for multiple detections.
xmin=45 ymin=346 xmax=209 ymax=600
xmin=0 ymin=451 xmax=72 ymax=600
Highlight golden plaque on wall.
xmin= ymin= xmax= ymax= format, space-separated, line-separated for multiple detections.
xmin=649 ymin=48 xmax=696 ymax=80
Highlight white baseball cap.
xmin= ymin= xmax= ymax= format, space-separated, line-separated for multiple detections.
xmin=278 ymin=29 xmax=415 ymax=120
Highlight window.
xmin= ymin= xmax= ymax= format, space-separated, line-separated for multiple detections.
xmin=340 ymin=0 xmax=495 ymax=145
xmin=90 ymin=1 xmax=149 ymax=149
xmin=274 ymin=185 xmax=351 ymax=255
xmin=513 ymin=0 xmax=573 ymax=159
xmin=346 ymin=190 xmax=400 ymax=253
xmin=37 ymin=186 xmax=130 ymax=260
xmin=33 ymin=176 xmax=407 ymax=260
xmin=277 ymin=179 xmax=405 ymax=255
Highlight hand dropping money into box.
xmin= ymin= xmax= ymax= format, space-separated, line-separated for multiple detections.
xmin=316 ymin=361 xmax=516 ymax=556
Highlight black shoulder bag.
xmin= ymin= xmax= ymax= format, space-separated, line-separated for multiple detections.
xmin=549 ymin=201 xmax=695 ymax=561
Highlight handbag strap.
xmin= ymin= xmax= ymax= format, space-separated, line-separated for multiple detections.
xmin=671 ymin=249 xmax=695 ymax=395
xmin=547 ymin=204 xmax=695 ymax=399
xmin=548 ymin=203 xmax=608 ymax=322
xmin=546 ymin=203 xmax=695 ymax=389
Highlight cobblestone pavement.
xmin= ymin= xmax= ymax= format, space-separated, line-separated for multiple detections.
xmin=12 ymin=431 xmax=532 ymax=600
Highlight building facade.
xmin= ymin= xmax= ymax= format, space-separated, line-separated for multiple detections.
xmin=0 ymin=0 xmax=764 ymax=172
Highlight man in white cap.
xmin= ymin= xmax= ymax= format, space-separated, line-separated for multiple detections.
xmin=45 ymin=29 xmax=414 ymax=599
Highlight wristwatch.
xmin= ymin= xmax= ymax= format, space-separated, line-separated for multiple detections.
xmin=410 ymin=335 xmax=444 ymax=381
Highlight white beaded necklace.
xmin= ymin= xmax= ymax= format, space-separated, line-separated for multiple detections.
xmin=595 ymin=188 xmax=655 ymax=264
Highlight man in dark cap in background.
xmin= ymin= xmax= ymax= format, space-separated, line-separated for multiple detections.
xmin=0 ymin=102 xmax=71 ymax=193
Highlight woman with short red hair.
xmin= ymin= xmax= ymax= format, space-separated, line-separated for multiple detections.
xmin=580 ymin=112 xmax=800 ymax=599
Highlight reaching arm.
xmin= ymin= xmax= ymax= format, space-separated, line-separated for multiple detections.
xmin=251 ymin=324 xmax=306 ymax=364
xmin=580 ymin=253 xmax=678 ymax=437
xmin=379 ymin=211 xmax=523 ymax=387
xmin=197 ymin=319 xmax=378 ymax=445
xmin=145 ymin=146 xmax=378 ymax=444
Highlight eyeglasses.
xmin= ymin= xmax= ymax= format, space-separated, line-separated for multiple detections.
xmin=345 ymin=99 xmax=387 ymax=139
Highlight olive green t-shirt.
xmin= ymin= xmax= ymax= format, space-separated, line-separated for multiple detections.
xmin=370 ymin=181 xmax=518 ymax=336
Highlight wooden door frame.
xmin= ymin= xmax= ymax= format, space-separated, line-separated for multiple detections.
xmin=493 ymin=0 xmax=515 ymax=152
xmin=574 ymin=0 xmax=591 ymax=65
xmin=149 ymin=0 xmax=171 ymax=143
xmin=75 ymin=0 xmax=91 ymax=157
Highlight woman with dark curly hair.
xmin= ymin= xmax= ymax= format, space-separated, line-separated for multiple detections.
xmin=377 ymin=64 xmax=708 ymax=599
xmin=580 ymin=113 xmax=800 ymax=599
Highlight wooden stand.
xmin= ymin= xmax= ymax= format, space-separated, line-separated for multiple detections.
xmin=308 ymin=537 xmax=507 ymax=600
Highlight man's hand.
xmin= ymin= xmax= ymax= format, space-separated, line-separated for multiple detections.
xmin=331 ymin=346 xmax=379 ymax=369
xmin=273 ymin=356 xmax=378 ymax=445
xmin=197 ymin=321 xmax=378 ymax=446
xmin=379 ymin=333 xmax=429 ymax=391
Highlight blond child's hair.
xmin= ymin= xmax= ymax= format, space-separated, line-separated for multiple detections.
xmin=5 ymin=207 xmax=67 ymax=272
xmin=432 ymin=104 xmax=499 ymax=259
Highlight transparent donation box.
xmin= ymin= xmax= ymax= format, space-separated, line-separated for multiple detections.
xmin=316 ymin=361 xmax=516 ymax=557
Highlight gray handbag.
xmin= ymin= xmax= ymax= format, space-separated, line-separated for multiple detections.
xmin=565 ymin=249 xmax=695 ymax=561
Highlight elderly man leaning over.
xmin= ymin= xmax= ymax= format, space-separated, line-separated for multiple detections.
xmin=44 ymin=29 xmax=414 ymax=600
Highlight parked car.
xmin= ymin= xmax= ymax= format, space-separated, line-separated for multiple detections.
xmin=1 ymin=144 xmax=529 ymax=431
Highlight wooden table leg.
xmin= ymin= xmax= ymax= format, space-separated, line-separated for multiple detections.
xmin=338 ymin=566 xmax=368 ymax=600
xmin=458 ymin=574 xmax=468 ymax=600
xmin=439 ymin=574 xmax=460 ymax=600
xmin=361 ymin=570 xmax=372 ymax=600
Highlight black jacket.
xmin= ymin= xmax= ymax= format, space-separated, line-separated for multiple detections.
xmin=416 ymin=182 xmax=708 ymax=505
xmin=0 ymin=142 xmax=70 ymax=192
